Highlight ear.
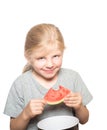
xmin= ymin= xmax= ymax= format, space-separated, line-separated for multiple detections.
xmin=24 ymin=52 xmax=31 ymax=63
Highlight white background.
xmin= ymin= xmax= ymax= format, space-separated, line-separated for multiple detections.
xmin=0 ymin=0 xmax=107 ymax=129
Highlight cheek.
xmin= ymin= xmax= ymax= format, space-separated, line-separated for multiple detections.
xmin=34 ymin=61 xmax=46 ymax=68
xmin=54 ymin=58 xmax=62 ymax=66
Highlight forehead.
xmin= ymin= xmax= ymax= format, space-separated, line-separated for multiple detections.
xmin=32 ymin=44 xmax=62 ymax=57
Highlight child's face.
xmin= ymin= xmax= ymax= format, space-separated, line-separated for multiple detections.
xmin=29 ymin=47 xmax=63 ymax=80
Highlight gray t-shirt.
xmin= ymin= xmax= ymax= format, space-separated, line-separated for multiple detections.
xmin=4 ymin=68 xmax=93 ymax=130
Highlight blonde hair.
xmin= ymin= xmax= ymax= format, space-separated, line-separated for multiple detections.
xmin=23 ymin=23 xmax=65 ymax=73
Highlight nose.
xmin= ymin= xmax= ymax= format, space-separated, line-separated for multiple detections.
xmin=45 ymin=59 xmax=54 ymax=68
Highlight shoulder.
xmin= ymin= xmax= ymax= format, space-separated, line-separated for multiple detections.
xmin=59 ymin=68 xmax=81 ymax=83
xmin=11 ymin=70 xmax=32 ymax=90
xmin=60 ymin=68 xmax=79 ymax=77
xmin=14 ymin=70 xmax=32 ymax=83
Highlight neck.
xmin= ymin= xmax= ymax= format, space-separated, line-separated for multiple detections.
xmin=32 ymin=70 xmax=58 ymax=89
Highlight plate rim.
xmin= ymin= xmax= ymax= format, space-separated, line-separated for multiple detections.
xmin=37 ymin=115 xmax=79 ymax=129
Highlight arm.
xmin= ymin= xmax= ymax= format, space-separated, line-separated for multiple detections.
xmin=64 ymin=92 xmax=89 ymax=124
xmin=10 ymin=99 xmax=46 ymax=130
xmin=10 ymin=111 xmax=30 ymax=130
xmin=74 ymin=104 xmax=89 ymax=124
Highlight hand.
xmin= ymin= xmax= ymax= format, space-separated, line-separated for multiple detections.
xmin=64 ymin=91 xmax=82 ymax=110
xmin=23 ymin=99 xmax=46 ymax=120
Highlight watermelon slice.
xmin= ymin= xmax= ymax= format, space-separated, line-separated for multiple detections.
xmin=44 ymin=86 xmax=70 ymax=105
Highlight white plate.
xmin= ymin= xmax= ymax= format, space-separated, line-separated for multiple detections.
xmin=37 ymin=115 xmax=79 ymax=130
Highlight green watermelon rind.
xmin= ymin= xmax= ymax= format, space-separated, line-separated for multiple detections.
xmin=46 ymin=98 xmax=64 ymax=105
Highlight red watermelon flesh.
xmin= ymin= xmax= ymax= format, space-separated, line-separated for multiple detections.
xmin=44 ymin=86 xmax=70 ymax=105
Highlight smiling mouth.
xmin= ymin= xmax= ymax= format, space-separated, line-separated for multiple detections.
xmin=42 ymin=68 xmax=56 ymax=73
xmin=44 ymin=70 xmax=54 ymax=74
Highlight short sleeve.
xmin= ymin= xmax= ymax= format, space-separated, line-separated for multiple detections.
xmin=4 ymin=81 xmax=24 ymax=118
xmin=74 ymin=73 xmax=93 ymax=105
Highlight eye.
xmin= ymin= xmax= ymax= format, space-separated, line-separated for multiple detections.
xmin=37 ymin=57 xmax=45 ymax=60
xmin=53 ymin=55 xmax=60 ymax=58
xmin=40 ymin=57 xmax=44 ymax=59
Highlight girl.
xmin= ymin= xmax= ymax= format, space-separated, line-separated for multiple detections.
xmin=4 ymin=23 xmax=93 ymax=130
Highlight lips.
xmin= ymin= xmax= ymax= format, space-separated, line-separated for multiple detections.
xmin=44 ymin=69 xmax=54 ymax=74
xmin=42 ymin=67 xmax=57 ymax=74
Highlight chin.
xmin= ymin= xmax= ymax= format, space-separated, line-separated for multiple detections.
xmin=43 ymin=74 xmax=56 ymax=80
xmin=41 ymin=69 xmax=59 ymax=80
xmin=44 ymin=76 xmax=55 ymax=80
